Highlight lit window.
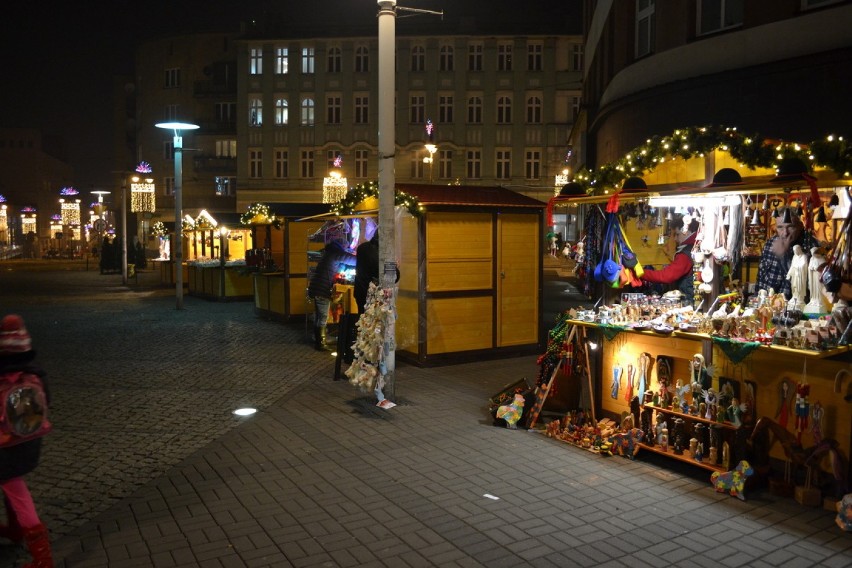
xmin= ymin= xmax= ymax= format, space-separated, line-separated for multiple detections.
xmin=249 ymin=98 xmax=263 ymax=126
xmin=249 ymin=47 xmax=263 ymax=75
xmin=275 ymin=47 xmax=288 ymax=74
xmin=301 ymin=47 xmax=315 ymax=74
xmin=301 ymin=98 xmax=315 ymax=126
xmin=275 ymin=98 xmax=288 ymax=125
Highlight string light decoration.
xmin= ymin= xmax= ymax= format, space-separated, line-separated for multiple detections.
xmin=150 ymin=221 xmax=167 ymax=237
xmin=567 ymin=126 xmax=851 ymax=194
xmin=130 ymin=162 xmax=155 ymax=212
xmin=49 ymin=215 xmax=62 ymax=236
xmin=20 ymin=208 xmax=37 ymax=236
xmin=59 ymin=198 xmax=81 ymax=226
xmin=0 ymin=203 xmax=8 ymax=245
xmin=322 ymin=171 xmax=348 ymax=204
xmin=194 ymin=209 xmax=218 ymax=230
xmin=240 ymin=202 xmax=282 ymax=228
xmin=331 ymin=181 xmax=423 ymax=217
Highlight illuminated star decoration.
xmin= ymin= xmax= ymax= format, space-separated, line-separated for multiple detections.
xmin=21 ymin=206 xmax=36 ymax=213
xmin=564 ymin=148 xmax=573 ymax=163
xmin=51 ymin=214 xmax=62 ymax=221
xmin=59 ymin=186 xmax=79 ymax=196
xmin=0 ymin=194 xmax=6 ymax=203
xmin=426 ymin=119 xmax=434 ymax=141
xmin=333 ymin=154 xmax=343 ymax=168
xmin=135 ymin=161 xmax=153 ymax=174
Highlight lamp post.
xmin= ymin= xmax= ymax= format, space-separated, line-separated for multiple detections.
xmin=424 ymin=143 xmax=437 ymax=183
xmin=155 ymin=121 xmax=199 ymax=310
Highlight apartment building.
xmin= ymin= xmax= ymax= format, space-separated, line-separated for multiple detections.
xmin=133 ymin=3 xmax=584 ymax=229
xmin=572 ymin=0 xmax=852 ymax=170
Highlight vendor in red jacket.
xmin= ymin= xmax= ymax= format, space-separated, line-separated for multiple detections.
xmin=641 ymin=218 xmax=700 ymax=301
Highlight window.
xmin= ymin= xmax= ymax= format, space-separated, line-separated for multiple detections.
xmin=301 ymin=47 xmax=315 ymax=74
xmin=275 ymin=98 xmax=288 ymax=125
xmin=215 ymin=140 xmax=236 ymax=158
xmin=527 ymin=43 xmax=543 ymax=71
xmin=163 ymin=176 xmax=175 ymax=196
xmin=572 ymin=96 xmax=581 ymax=119
xmin=164 ymin=68 xmax=181 ymax=88
xmin=497 ymin=96 xmax=512 ymax=124
xmin=327 ymin=47 xmax=341 ymax=73
xmin=215 ymin=102 xmax=236 ymax=122
xmin=249 ymin=149 xmax=262 ymax=178
xmin=496 ymin=150 xmax=511 ymax=179
xmin=497 ymin=43 xmax=512 ymax=71
xmin=300 ymin=150 xmax=314 ymax=178
xmin=300 ymin=98 xmax=315 ymax=125
xmin=466 ymin=150 xmax=481 ymax=179
xmin=411 ymin=45 xmax=425 ymax=72
xmin=525 ymin=150 xmax=541 ymax=180
xmin=326 ymin=96 xmax=341 ymax=124
xmin=439 ymin=45 xmax=454 ymax=71
xmin=275 ymin=47 xmax=288 ymax=74
xmin=410 ymin=95 xmax=425 ymax=123
xmin=636 ymin=0 xmax=656 ymax=57
xmin=439 ymin=149 xmax=452 ymax=179
xmin=163 ymin=140 xmax=174 ymax=160
xmin=249 ymin=48 xmax=263 ymax=75
xmin=214 ymin=176 xmax=235 ymax=196
xmin=410 ymin=154 xmax=425 ymax=179
xmin=572 ymin=44 xmax=584 ymax=71
xmin=698 ymin=0 xmax=743 ymax=36
xmin=249 ymin=98 xmax=262 ymax=126
xmin=467 ymin=96 xmax=482 ymax=124
xmin=468 ymin=43 xmax=483 ymax=71
xmin=274 ymin=149 xmax=288 ymax=178
xmin=354 ymin=95 xmax=369 ymax=124
xmin=355 ymin=149 xmax=368 ymax=178
xmin=526 ymin=96 xmax=542 ymax=124
xmin=165 ymin=104 xmax=179 ymax=121
xmin=355 ymin=46 xmax=369 ymax=73
xmin=439 ymin=95 xmax=453 ymax=123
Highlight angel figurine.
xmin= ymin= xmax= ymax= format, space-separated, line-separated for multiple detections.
xmin=703 ymin=388 xmax=718 ymax=421
xmin=726 ymin=397 xmax=748 ymax=427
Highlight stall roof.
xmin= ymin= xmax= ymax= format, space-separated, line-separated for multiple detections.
xmin=268 ymin=203 xmax=330 ymax=218
xmin=396 ymin=183 xmax=545 ymax=208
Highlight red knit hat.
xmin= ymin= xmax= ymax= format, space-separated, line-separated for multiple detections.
xmin=0 ymin=315 xmax=32 ymax=354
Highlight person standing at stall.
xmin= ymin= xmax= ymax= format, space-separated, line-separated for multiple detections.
xmin=756 ymin=207 xmax=821 ymax=298
xmin=640 ymin=218 xmax=700 ymax=300
xmin=308 ymin=239 xmax=355 ymax=351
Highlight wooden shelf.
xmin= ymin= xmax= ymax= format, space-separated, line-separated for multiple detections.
xmin=642 ymin=404 xmax=740 ymax=431
xmin=635 ymin=443 xmax=726 ymax=473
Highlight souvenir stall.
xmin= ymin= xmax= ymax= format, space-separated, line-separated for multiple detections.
xmin=244 ymin=203 xmax=328 ymax=319
xmin=536 ymin=126 xmax=852 ymax=509
xmin=183 ymin=211 xmax=254 ymax=300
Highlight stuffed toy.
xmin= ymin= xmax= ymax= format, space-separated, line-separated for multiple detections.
xmin=496 ymin=393 xmax=525 ymax=429
xmin=836 ymin=493 xmax=852 ymax=531
xmin=710 ymin=460 xmax=754 ymax=500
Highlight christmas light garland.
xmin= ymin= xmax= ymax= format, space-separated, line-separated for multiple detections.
xmin=150 ymin=221 xmax=167 ymax=237
xmin=571 ymin=126 xmax=851 ymax=194
xmin=240 ymin=202 xmax=281 ymax=228
xmin=331 ymin=180 xmax=423 ymax=217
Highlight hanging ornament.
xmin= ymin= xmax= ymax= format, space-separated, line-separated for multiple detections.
xmin=751 ymin=208 xmax=760 ymax=225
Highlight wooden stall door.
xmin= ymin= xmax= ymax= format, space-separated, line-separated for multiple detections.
xmin=497 ymin=213 xmax=539 ymax=346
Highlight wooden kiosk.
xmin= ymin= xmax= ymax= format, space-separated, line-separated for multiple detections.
xmin=392 ymin=184 xmax=545 ymax=366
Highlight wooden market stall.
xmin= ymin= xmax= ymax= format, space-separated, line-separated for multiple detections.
xmin=392 ymin=184 xmax=545 ymax=366
xmin=543 ymin=141 xmax=852 ymax=507
xmin=249 ymin=203 xmax=336 ymax=319
xmin=183 ymin=211 xmax=255 ymax=300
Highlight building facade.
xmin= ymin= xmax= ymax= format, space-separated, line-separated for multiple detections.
xmin=571 ymin=0 xmax=852 ymax=174
xmin=132 ymin=5 xmax=585 ymax=230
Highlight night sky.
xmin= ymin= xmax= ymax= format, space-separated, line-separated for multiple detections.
xmin=2 ymin=1 xmax=581 ymax=191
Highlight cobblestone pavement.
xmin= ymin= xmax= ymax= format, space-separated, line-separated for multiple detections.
xmin=0 ymin=260 xmax=850 ymax=567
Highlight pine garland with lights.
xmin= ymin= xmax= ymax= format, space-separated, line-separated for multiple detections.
xmin=570 ymin=125 xmax=851 ymax=194
xmin=150 ymin=221 xmax=167 ymax=237
xmin=331 ymin=181 xmax=423 ymax=217
xmin=240 ymin=202 xmax=281 ymax=228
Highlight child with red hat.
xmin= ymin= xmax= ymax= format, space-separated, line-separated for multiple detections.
xmin=0 ymin=314 xmax=53 ymax=567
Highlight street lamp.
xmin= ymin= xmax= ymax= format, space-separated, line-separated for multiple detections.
xmin=424 ymin=143 xmax=437 ymax=182
xmin=155 ymin=121 xmax=199 ymax=310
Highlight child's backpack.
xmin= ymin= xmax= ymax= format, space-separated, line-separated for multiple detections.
xmin=0 ymin=371 xmax=51 ymax=447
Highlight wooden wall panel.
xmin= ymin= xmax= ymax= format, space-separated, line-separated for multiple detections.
xmin=426 ymin=212 xmax=493 ymax=292
xmin=426 ymin=296 xmax=492 ymax=354
xmin=499 ymin=213 xmax=539 ymax=346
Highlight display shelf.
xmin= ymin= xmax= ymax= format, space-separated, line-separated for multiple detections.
xmin=635 ymin=443 xmax=726 ymax=473
xmin=641 ymin=404 xmax=739 ymax=431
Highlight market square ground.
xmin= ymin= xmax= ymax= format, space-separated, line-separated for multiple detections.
xmin=0 ymin=260 xmax=849 ymax=567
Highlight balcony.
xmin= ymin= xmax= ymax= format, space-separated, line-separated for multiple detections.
xmin=193 ymin=80 xmax=236 ymax=97
xmin=195 ymin=120 xmax=236 ymax=136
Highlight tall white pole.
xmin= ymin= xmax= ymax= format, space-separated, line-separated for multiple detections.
xmin=174 ymin=134 xmax=184 ymax=310
xmin=377 ymin=0 xmax=397 ymax=398
xmin=121 ymin=180 xmax=128 ymax=285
